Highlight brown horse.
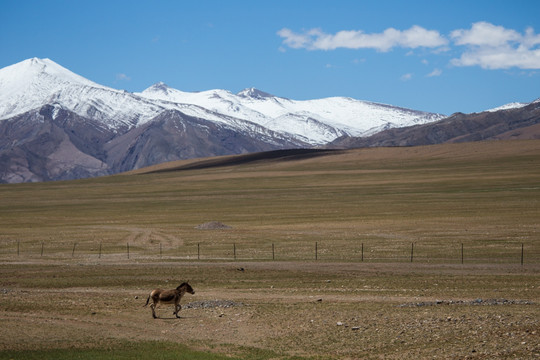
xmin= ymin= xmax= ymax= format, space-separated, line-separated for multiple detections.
xmin=144 ymin=282 xmax=195 ymax=319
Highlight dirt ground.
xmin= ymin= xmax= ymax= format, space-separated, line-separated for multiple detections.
xmin=1 ymin=259 xmax=539 ymax=359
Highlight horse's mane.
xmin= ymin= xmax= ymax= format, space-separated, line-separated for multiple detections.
xmin=177 ymin=282 xmax=190 ymax=290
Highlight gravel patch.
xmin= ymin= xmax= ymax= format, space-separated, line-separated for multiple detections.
xmin=195 ymin=221 xmax=232 ymax=230
xmin=183 ymin=299 xmax=243 ymax=309
xmin=398 ymin=298 xmax=534 ymax=307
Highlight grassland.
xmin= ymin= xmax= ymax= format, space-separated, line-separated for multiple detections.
xmin=0 ymin=140 xmax=539 ymax=359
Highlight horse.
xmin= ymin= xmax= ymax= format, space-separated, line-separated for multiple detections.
xmin=144 ymin=282 xmax=195 ymax=319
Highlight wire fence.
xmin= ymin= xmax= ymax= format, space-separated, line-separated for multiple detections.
xmin=2 ymin=240 xmax=539 ymax=265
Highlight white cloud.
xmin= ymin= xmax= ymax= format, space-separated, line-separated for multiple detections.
xmin=116 ymin=73 xmax=131 ymax=81
xmin=523 ymin=27 xmax=540 ymax=47
xmin=277 ymin=22 xmax=540 ymax=71
xmin=400 ymin=73 xmax=413 ymax=81
xmin=400 ymin=25 xmax=448 ymax=49
xmin=427 ymin=68 xmax=442 ymax=77
xmin=451 ymin=22 xmax=520 ymax=47
xmin=277 ymin=28 xmax=315 ymax=49
xmin=450 ymin=22 xmax=540 ymax=69
xmin=451 ymin=47 xmax=540 ymax=69
xmin=277 ymin=26 xmax=448 ymax=52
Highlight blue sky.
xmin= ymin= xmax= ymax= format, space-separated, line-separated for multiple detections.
xmin=1 ymin=0 xmax=539 ymax=115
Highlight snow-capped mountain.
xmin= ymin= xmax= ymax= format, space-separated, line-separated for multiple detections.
xmin=485 ymin=98 xmax=540 ymax=113
xmin=0 ymin=59 xmax=263 ymax=134
xmin=0 ymin=57 xmax=448 ymax=183
xmin=330 ymin=98 xmax=540 ymax=149
xmin=0 ymin=58 xmax=162 ymax=129
xmin=486 ymin=102 xmax=528 ymax=112
xmin=0 ymin=58 xmax=446 ymax=144
xmin=138 ymin=82 xmax=445 ymax=144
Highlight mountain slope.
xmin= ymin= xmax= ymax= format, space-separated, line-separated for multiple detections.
xmin=330 ymin=99 xmax=540 ymax=148
xmin=0 ymin=106 xmax=112 ymax=182
xmin=138 ymin=82 xmax=445 ymax=144
xmin=0 ymin=58 xmax=450 ymax=183
xmin=0 ymin=105 xmax=306 ymax=183
xmin=1 ymin=58 xmax=446 ymax=145
xmin=103 ymin=109 xmax=307 ymax=173
xmin=0 ymin=58 xmax=165 ymax=129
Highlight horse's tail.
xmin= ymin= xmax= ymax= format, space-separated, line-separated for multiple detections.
xmin=143 ymin=295 xmax=150 ymax=307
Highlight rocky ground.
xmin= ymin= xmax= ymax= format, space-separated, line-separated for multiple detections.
xmin=0 ymin=260 xmax=538 ymax=359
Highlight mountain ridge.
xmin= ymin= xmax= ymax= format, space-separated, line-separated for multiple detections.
xmin=329 ymin=99 xmax=540 ymax=148
xmin=0 ymin=57 xmax=537 ymax=183
xmin=137 ymin=81 xmax=445 ymax=144
xmin=1 ymin=58 xmax=446 ymax=144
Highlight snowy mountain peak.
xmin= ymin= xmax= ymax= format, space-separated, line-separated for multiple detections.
xmin=486 ymin=102 xmax=528 ymax=113
xmin=146 ymin=81 xmax=172 ymax=94
xmin=484 ymin=97 xmax=540 ymax=113
xmin=0 ymin=57 xmax=115 ymax=121
xmin=237 ymin=87 xmax=274 ymax=99
xmin=1 ymin=57 xmax=102 ymax=89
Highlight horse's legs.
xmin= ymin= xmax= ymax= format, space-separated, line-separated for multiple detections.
xmin=174 ymin=303 xmax=181 ymax=318
xmin=150 ymin=302 xmax=157 ymax=319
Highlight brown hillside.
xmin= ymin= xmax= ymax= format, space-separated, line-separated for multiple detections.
xmin=330 ymin=100 xmax=540 ymax=148
xmin=130 ymin=139 xmax=540 ymax=176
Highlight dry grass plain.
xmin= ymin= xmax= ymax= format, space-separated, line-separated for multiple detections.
xmin=0 ymin=140 xmax=539 ymax=359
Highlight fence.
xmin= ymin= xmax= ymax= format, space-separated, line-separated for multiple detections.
xmin=3 ymin=240 xmax=538 ymax=265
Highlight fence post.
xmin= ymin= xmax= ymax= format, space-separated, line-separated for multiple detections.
xmin=99 ymin=242 xmax=102 ymax=259
xmin=197 ymin=243 xmax=200 ymax=260
xmin=160 ymin=242 xmax=162 ymax=259
xmin=361 ymin=243 xmax=364 ymax=262
xmin=315 ymin=242 xmax=318 ymax=260
xmin=410 ymin=243 xmax=414 ymax=263
xmin=17 ymin=241 xmax=20 ymax=256
xmin=72 ymin=243 xmax=77 ymax=257
xmin=127 ymin=242 xmax=130 ymax=259
xmin=461 ymin=243 xmax=464 ymax=264
xmin=41 ymin=242 xmax=44 ymax=257
xmin=521 ymin=243 xmax=524 ymax=266
xmin=233 ymin=243 xmax=236 ymax=260
xmin=272 ymin=243 xmax=275 ymax=260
